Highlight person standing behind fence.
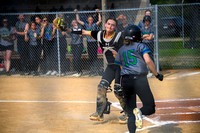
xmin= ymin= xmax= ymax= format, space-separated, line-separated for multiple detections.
xmin=74 ymin=8 xmax=101 ymax=76
xmin=67 ymin=20 xmax=83 ymax=77
xmin=40 ymin=17 xmax=56 ymax=76
xmin=14 ymin=14 xmax=29 ymax=75
xmin=0 ymin=18 xmax=16 ymax=75
xmin=35 ymin=15 xmax=42 ymax=29
xmin=116 ymin=14 xmax=131 ymax=32
xmin=138 ymin=9 xmax=154 ymax=29
xmin=140 ymin=15 xmax=154 ymax=77
xmin=24 ymin=22 xmax=44 ymax=76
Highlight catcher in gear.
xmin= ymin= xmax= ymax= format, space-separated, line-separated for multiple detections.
xmin=114 ymin=25 xmax=163 ymax=133
xmin=53 ymin=17 xmax=127 ymax=122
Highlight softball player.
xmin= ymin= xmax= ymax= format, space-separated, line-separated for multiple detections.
xmin=114 ymin=25 xmax=163 ymax=133
xmin=53 ymin=17 xmax=127 ymax=122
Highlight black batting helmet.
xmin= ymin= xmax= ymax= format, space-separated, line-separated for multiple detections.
xmin=143 ymin=15 xmax=151 ymax=23
xmin=123 ymin=25 xmax=141 ymax=43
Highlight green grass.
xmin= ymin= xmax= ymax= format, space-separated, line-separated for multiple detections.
xmin=158 ymin=41 xmax=200 ymax=69
xmin=159 ymin=41 xmax=200 ymax=57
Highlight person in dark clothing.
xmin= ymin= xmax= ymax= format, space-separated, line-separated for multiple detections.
xmin=114 ymin=25 xmax=163 ymax=133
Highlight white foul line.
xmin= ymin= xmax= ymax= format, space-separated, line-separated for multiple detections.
xmin=165 ymin=72 xmax=200 ymax=80
xmin=0 ymin=100 xmax=95 ymax=103
xmin=0 ymin=98 xmax=200 ymax=133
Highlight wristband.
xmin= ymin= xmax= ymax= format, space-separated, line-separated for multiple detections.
xmin=71 ymin=28 xmax=82 ymax=34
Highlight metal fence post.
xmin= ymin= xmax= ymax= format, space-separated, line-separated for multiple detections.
xmin=56 ymin=13 xmax=61 ymax=77
xmin=182 ymin=2 xmax=185 ymax=48
xmin=155 ymin=5 xmax=159 ymax=72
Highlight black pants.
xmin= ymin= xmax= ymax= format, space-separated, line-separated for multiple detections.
xmin=17 ymin=36 xmax=29 ymax=72
xmin=71 ymin=43 xmax=83 ymax=73
xmin=59 ymin=37 xmax=67 ymax=73
xmin=41 ymin=39 xmax=55 ymax=72
xmin=28 ymin=44 xmax=42 ymax=72
xmin=87 ymin=41 xmax=98 ymax=72
xmin=121 ymin=75 xmax=155 ymax=133
xmin=102 ymin=64 xmax=121 ymax=84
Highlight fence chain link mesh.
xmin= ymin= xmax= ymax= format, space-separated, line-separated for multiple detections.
xmin=0 ymin=3 xmax=199 ymax=77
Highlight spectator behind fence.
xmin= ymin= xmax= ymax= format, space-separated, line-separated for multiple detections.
xmin=24 ymin=22 xmax=44 ymax=76
xmin=14 ymin=14 xmax=29 ymax=75
xmin=116 ymin=14 xmax=131 ymax=32
xmin=35 ymin=15 xmax=42 ymax=29
xmin=40 ymin=16 xmax=56 ymax=76
xmin=138 ymin=9 xmax=154 ymax=29
xmin=0 ymin=18 xmax=16 ymax=75
xmin=140 ymin=15 xmax=155 ymax=77
xmin=66 ymin=20 xmax=83 ymax=77
xmin=74 ymin=8 xmax=101 ymax=76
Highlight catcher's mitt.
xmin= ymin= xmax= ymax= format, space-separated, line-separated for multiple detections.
xmin=53 ymin=17 xmax=68 ymax=31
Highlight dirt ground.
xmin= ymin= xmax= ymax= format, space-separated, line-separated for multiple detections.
xmin=0 ymin=69 xmax=200 ymax=133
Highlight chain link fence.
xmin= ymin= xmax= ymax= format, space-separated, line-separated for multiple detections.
xmin=0 ymin=3 xmax=199 ymax=77
xmin=157 ymin=3 xmax=200 ymax=69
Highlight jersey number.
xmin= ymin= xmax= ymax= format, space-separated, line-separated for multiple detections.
xmin=123 ymin=49 xmax=137 ymax=67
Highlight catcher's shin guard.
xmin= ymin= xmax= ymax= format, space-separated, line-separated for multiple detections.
xmin=114 ymin=84 xmax=126 ymax=111
xmin=96 ymin=80 xmax=109 ymax=116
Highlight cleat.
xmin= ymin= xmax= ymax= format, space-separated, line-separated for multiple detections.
xmin=89 ymin=112 xmax=103 ymax=121
xmin=119 ymin=113 xmax=128 ymax=124
xmin=133 ymin=108 xmax=143 ymax=129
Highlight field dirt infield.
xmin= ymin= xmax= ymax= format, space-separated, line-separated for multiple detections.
xmin=0 ymin=69 xmax=200 ymax=133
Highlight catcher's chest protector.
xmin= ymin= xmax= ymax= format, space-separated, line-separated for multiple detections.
xmin=97 ymin=31 xmax=121 ymax=47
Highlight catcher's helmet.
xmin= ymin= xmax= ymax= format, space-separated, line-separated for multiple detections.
xmin=123 ymin=25 xmax=141 ymax=43
xmin=143 ymin=15 xmax=151 ymax=23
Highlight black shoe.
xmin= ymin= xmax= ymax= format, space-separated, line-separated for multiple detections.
xmin=33 ymin=71 xmax=39 ymax=76
xmin=6 ymin=71 xmax=11 ymax=76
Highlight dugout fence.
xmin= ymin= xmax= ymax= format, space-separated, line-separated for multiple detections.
xmin=0 ymin=3 xmax=200 ymax=77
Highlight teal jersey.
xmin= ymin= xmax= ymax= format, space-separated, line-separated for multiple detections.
xmin=44 ymin=23 xmax=53 ymax=40
xmin=0 ymin=27 xmax=15 ymax=46
xmin=114 ymin=42 xmax=151 ymax=76
xmin=27 ymin=28 xmax=41 ymax=46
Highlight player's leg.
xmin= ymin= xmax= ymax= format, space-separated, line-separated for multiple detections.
xmin=134 ymin=76 xmax=155 ymax=128
xmin=90 ymin=65 xmax=115 ymax=121
xmin=136 ymin=76 xmax=155 ymax=115
xmin=121 ymin=75 xmax=137 ymax=132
